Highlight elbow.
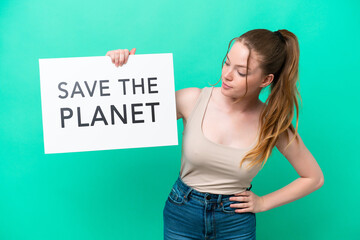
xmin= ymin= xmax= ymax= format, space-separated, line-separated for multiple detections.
xmin=316 ymin=176 xmax=324 ymax=189
xmin=314 ymin=167 xmax=325 ymax=189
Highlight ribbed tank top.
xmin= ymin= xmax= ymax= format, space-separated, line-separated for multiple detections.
xmin=179 ymin=86 xmax=262 ymax=195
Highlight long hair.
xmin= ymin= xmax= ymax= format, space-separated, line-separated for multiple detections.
xmin=211 ymin=29 xmax=302 ymax=170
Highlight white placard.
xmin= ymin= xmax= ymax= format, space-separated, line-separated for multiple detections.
xmin=39 ymin=53 xmax=178 ymax=154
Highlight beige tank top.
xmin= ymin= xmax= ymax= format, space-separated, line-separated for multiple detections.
xmin=179 ymin=86 xmax=262 ymax=194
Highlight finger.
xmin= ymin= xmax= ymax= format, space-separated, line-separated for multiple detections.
xmin=230 ymin=196 xmax=251 ymax=202
xmin=234 ymin=191 xmax=250 ymax=196
xmin=119 ymin=50 xmax=125 ymax=66
xmin=235 ymin=207 xmax=252 ymax=213
xmin=124 ymin=49 xmax=130 ymax=64
xmin=114 ymin=50 xmax=120 ymax=67
xmin=229 ymin=196 xmax=240 ymax=201
xmin=230 ymin=202 xmax=245 ymax=209
xmin=231 ymin=193 xmax=248 ymax=199
xmin=108 ymin=52 xmax=115 ymax=64
xmin=130 ymin=48 xmax=136 ymax=55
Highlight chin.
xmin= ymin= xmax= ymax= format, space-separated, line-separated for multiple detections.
xmin=221 ymin=86 xmax=243 ymax=99
xmin=220 ymin=86 xmax=233 ymax=96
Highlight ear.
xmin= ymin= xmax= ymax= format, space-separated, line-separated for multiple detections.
xmin=260 ymin=74 xmax=274 ymax=88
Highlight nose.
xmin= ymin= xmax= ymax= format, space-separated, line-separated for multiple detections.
xmin=223 ymin=66 xmax=233 ymax=80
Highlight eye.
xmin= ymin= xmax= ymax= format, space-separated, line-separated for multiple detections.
xmin=238 ymin=72 xmax=246 ymax=77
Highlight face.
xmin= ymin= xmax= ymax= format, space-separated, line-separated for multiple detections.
xmin=221 ymin=40 xmax=273 ymax=99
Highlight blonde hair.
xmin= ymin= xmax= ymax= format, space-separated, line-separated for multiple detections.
xmin=211 ymin=29 xmax=302 ymax=170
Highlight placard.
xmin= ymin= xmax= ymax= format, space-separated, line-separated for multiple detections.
xmin=39 ymin=53 xmax=178 ymax=154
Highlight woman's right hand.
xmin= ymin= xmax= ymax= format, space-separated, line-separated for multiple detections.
xmin=105 ymin=48 xmax=136 ymax=67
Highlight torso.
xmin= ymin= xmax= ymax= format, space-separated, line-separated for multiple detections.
xmin=183 ymin=87 xmax=265 ymax=150
xmin=178 ymin=86 xmax=265 ymax=194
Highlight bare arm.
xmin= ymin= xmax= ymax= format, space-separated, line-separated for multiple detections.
xmin=260 ymin=128 xmax=324 ymax=212
xmin=175 ymin=87 xmax=201 ymax=120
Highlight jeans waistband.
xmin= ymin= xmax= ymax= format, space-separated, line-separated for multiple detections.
xmin=175 ymin=175 xmax=252 ymax=203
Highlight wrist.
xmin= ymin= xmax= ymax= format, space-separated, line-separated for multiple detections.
xmin=259 ymin=196 xmax=268 ymax=212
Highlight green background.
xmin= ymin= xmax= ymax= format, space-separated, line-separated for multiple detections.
xmin=1 ymin=0 xmax=359 ymax=239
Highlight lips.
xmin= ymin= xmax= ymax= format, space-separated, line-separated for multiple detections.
xmin=223 ymin=82 xmax=232 ymax=88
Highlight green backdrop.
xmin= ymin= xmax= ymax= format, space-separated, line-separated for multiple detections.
xmin=1 ymin=0 xmax=359 ymax=239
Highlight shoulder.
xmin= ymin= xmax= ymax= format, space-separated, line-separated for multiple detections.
xmin=175 ymin=87 xmax=203 ymax=119
xmin=275 ymin=125 xmax=300 ymax=155
xmin=176 ymin=87 xmax=202 ymax=99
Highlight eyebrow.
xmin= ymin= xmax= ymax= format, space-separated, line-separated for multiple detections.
xmin=226 ymin=55 xmax=251 ymax=71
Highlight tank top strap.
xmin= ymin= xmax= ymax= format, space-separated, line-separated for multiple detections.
xmin=185 ymin=87 xmax=213 ymax=130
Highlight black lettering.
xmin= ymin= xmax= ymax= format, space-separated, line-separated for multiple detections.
xmin=99 ymin=80 xmax=110 ymax=96
xmin=60 ymin=108 xmax=73 ymax=128
xmin=118 ymin=79 xmax=130 ymax=95
xmin=110 ymin=105 xmax=127 ymax=124
xmin=148 ymin=77 xmax=158 ymax=93
xmin=131 ymin=103 xmax=144 ymax=123
xmin=90 ymin=106 xmax=108 ymax=126
xmin=132 ymin=78 xmax=145 ymax=94
xmin=58 ymin=82 xmax=68 ymax=99
xmin=77 ymin=107 xmax=89 ymax=127
xmin=84 ymin=81 xmax=97 ymax=97
xmin=71 ymin=82 xmax=85 ymax=98
xmin=145 ymin=102 xmax=160 ymax=122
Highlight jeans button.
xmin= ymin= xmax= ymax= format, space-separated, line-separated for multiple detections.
xmin=206 ymin=195 xmax=211 ymax=200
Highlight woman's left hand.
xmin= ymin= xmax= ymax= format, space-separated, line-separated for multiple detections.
xmin=229 ymin=191 xmax=266 ymax=213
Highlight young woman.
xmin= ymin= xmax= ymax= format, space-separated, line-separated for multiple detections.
xmin=106 ymin=29 xmax=324 ymax=240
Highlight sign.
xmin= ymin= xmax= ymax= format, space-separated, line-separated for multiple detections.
xmin=39 ymin=53 xmax=178 ymax=154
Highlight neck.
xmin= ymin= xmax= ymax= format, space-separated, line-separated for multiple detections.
xmin=216 ymin=87 xmax=262 ymax=114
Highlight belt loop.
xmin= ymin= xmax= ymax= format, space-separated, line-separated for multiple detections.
xmin=184 ymin=187 xmax=193 ymax=199
xmin=217 ymin=194 xmax=222 ymax=203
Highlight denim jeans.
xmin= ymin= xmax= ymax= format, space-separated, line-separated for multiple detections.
xmin=163 ymin=175 xmax=256 ymax=240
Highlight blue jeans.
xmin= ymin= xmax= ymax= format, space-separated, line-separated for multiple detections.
xmin=163 ymin=175 xmax=256 ymax=240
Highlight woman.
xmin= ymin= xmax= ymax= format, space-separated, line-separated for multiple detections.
xmin=106 ymin=29 xmax=324 ymax=240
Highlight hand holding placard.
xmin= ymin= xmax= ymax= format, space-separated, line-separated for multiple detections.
xmin=105 ymin=48 xmax=136 ymax=67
